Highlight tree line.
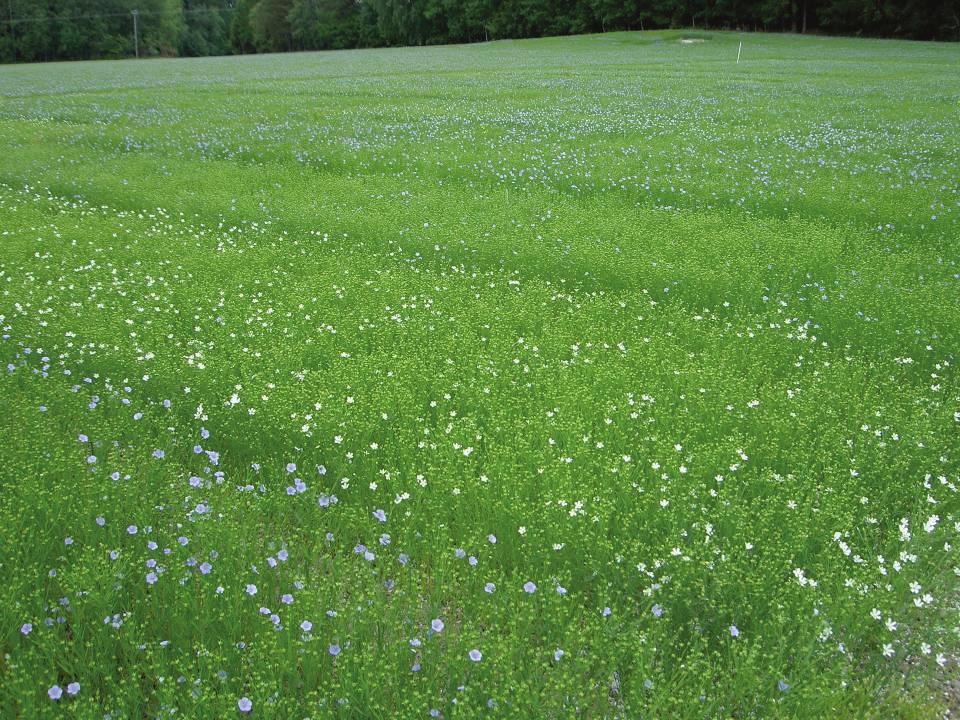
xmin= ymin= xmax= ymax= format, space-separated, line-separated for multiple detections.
xmin=2 ymin=0 xmax=957 ymax=63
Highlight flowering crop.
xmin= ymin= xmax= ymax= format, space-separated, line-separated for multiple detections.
xmin=0 ymin=30 xmax=958 ymax=719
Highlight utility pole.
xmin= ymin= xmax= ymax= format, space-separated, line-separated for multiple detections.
xmin=131 ymin=9 xmax=139 ymax=58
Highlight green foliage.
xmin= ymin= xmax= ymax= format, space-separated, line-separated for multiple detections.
xmin=179 ymin=0 xmax=232 ymax=57
xmin=229 ymin=0 xmax=256 ymax=53
xmin=0 ymin=0 xmax=186 ymax=62
xmin=141 ymin=0 xmax=186 ymax=56
xmin=288 ymin=0 xmax=370 ymax=50
xmin=249 ymin=0 xmax=294 ymax=52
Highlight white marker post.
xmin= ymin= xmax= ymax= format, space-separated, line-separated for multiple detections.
xmin=737 ymin=41 xmax=742 ymax=64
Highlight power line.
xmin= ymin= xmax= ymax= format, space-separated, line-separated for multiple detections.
xmin=4 ymin=5 xmax=235 ymax=26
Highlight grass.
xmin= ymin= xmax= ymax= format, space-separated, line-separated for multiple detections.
xmin=0 ymin=30 xmax=958 ymax=719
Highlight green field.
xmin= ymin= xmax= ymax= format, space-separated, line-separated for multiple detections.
xmin=1 ymin=31 xmax=958 ymax=718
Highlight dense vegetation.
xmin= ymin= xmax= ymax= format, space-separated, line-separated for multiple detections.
xmin=1 ymin=32 xmax=958 ymax=718
xmin=1 ymin=0 xmax=957 ymax=63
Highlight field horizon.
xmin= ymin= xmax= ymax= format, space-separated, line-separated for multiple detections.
xmin=3 ymin=28 xmax=958 ymax=68
xmin=1 ymin=30 xmax=958 ymax=719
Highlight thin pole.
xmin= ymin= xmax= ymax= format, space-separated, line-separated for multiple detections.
xmin=736 ymin=40 xmax=742 ymax=64
xmin=132 ymin=9 xmax=139 ymax=58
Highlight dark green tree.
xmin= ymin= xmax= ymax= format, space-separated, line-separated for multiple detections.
xmin=288 ymin=0 xmax=370 ymax=50
xmin=230 ymin=0 xmax=257 ymax=52
xmin=249 ymin=0 xmax=293 ymax=51
xmin=180 ymin=0 xmax=232 ymax=56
